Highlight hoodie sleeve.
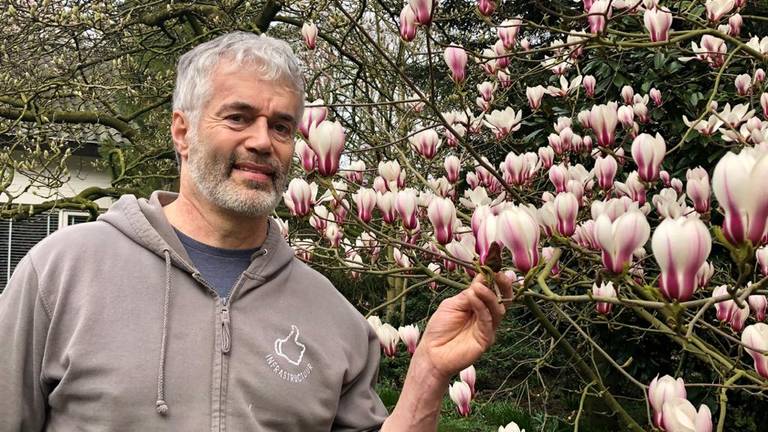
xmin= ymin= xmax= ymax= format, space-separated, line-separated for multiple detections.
xmin=0 ymin=255 xmax=51 ymax=431
xmin=331 ymin=325 xmax=389 ymax=432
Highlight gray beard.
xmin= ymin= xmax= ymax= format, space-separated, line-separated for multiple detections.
xmin=186 ymin=133 xmax=290 ymax=217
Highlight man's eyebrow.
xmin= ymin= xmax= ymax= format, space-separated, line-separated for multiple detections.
xmin=215 ymin=101 xmax=297 ymax=124
xmin=215 ymin=101 xmax=255 ymax=115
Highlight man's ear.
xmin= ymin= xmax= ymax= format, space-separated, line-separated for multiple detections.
xmin=171 ymin=111 xmax=192 ymax=162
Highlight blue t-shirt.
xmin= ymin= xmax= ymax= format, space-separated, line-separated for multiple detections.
xmin=174 ymin=229 xmax=260 ymax=299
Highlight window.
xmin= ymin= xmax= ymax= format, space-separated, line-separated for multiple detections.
xmin=0 ymin=210 xmax=91 ymax=292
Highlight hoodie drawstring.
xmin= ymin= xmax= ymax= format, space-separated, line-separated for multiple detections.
xmin=156 ymin=249 xmax=172 ymax=415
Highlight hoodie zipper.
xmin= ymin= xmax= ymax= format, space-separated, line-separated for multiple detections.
xmin=207 ymin=248 xmax=268 ymax=432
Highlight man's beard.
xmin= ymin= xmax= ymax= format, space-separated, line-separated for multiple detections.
xmin=186 ymin=132 xmax=290 ymax=217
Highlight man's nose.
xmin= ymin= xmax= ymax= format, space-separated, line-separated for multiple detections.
xmin=243 ymin=117 xmax=272 ymax=153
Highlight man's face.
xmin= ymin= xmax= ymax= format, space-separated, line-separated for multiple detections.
xmin=183 ymin=62 xmax=300 ymax=217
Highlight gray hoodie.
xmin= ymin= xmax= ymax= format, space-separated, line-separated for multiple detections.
xmin=0 ymin=191 xmax=388 ymax=431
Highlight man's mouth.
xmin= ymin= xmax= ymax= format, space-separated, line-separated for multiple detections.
xmin=232 ymin=161 xmax=275 ymax=182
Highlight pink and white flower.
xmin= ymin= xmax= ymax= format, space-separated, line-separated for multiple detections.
xmin=375 ymin=323 xmax=400 ymax=357
xmin=428 ymin=197 xmax=457 ymax=245
xmin=449 ymin=381 xmax=472 ymax=416
xmin=661 ymin=398 xmax=713 ymax=432
xmin=301 ymin=22 xmax=318 ymax=50
xmin=648 ymin=375 xmax=687 ymax=428
xmin=594 ymin=210 xmax=650 ymax=274
xmin=444 ymin=44 xmax=468 ymax=84
xmin=398 ymin=324 xmax=420 ymax=355
xmin=308 ymin=120 xmax=345 ymax=177
xmin=712 ymin=147 xmax=768 ymax=245
xmin=631 ymin=133 xmax=666 ymax=182
xmin=644 ymin=7 xmax=673 ymax=42
xmin=284 ymin=178 xmax=317 ymax=217
xmin=742 ymin=323 xmax=768 ymax=378
xmin=592 ymin=281 xmax=617 ymax=314
xmin=497 ymin=206 xmax=541 ymax=273
xmin=652 ymin=217 xmax=712 ymax=301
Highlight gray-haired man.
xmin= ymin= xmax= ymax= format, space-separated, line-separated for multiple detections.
xmin=0 ymin=32 xmax=512 ymax=431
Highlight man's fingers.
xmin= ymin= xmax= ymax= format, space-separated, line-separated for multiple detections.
xmin=494 ymin=271 xmax=516 ymax=306
xmin=468 ymin=277 xmax=506 ymax=330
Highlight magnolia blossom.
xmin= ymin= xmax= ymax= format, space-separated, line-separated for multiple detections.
xmin=592 ymin=281 xmax=617 ymax=314
xmin=649 ymin=375 xmax=687 ymax=427
xmin=502 ymin=152 xmax=539 ymax=186
xmin=761 ymin=93 xmax=768 ymax=118
xmin=661 ymin=398 xmax=713 ymax=432
xmin=546 ymin=75 xmax=583 ymax=98
xmin=498 ymin=18 xmax=522 ymax=50
xmin=734 ymin=73 xmax=752 ymax=96
xmin=617 ymin=105 xmax=634 ymax=127
xmin=712 ymin=147 xmax=768 ymax=245
xmin=590 ymin=102 xmax=619 ymax=147
xmin=652 ymin=217 xmax=712 ymax=301
xmin=444 ymin=155 xmax=461 ymax=183
xmin=474 ymin=211 xmax=498 ymax=265
xmin=444 ymin=45 xmax=468 ymax=84
xmin=706 ymin=0 xmax=735 ymax=22
xmin=428 ymin=197 xmax=457 ymax=245
xmin=554 ymin=192 xmax=579 ymax=236
xmin=742 ymin=323 xmax=768 ymax=378
xmin=588 ymin=0 xmax=612 ymax=34
xmin=594 ymin=155 xmax=618 ymax=190
xmin=686 ymin=167 xmax=711 ymax=213
xmin=409 ymin=128 xmax=441 ymax=159
xmin=498 ymin=422 xmax=525 ymax=432
xmin=477 ymin=0 xmax=497 ymax=16
xmin=375 ymin=323 xmax=400 ymax=357
xmin=695 ymin=261 xmax=715 ymax=288
xmin=395 ymin=188 xmax=419 ymax=230
xmin=594 ymin=211 xmax=650 ymax=274
xmin=653 ymin=188 xmax=686 ymax=219
xmin=539 ymin=146 xmax=555 ymax=169
xmin=728 ymin=13 xmax=743 ymax=36
xmin=376 ymin=191 xmax=397 ymax=224
xmin=650 ymin=88 xmax=662 ymax=106
xmin=583 ymin=75 xmax=596 ymax=97
xmin=308 ymin=120 xmax=345 ymax=177
xmin=398 ymin=324 xmax=420 ymax=355
xmin=301 ymin=22 xmax=318 ymax=50
xmin=631 ymin=133 xmax=666 ymax=182
xmin=448 ymin=381 xmax=472 ymax=416
xmin=409 ymin=0 xmax=433 ymax=25
xmin=298 ymin=99 xmax=327 ymax=139
xmin=324 ymin=222 xmax=342 ymax=247
xmin=749 ymin=294 xmax=767 ymax=322
xmin=686 ymin=35 xmax=726 ymax=67
xmin=526 ymin=85 xmax=546 ymax=110
xmin=497 ymin=206 xmax=540 ymax=273
xmin=757 ymin=246 xmax=768 ymax=276
xmin=459 ymin=365 xmax=477 ymax=397
xmin=352 ymin=188 xmax=377 ymax=223
xmin=294 ymin=138 xmax=316 ymax=173
xmin=644 ymin=7 xmax=673 ymax=42
xmin=399 ymin=6 xmax=418 ymax=41
xmin=284 ymin=178 xmax=317 ymax=217
xmin=484 ymin=107 xmax=522 ymax=139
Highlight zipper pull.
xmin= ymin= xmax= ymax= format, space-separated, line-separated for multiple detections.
xmin=221 ymin=306 xmax=231 ymax=354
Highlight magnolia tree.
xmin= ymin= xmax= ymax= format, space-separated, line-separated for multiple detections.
xmin=2 ymin=0 xmax=768 ymax=430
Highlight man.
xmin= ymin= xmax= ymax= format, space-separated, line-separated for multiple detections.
xmin=0 ymin=32 xmax=512 ymax=431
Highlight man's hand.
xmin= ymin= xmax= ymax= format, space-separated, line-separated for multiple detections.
xmin=381 ymin=271 xmax=514 ymax=432
xmin=415 ymin=272 xmax=514 ymax=380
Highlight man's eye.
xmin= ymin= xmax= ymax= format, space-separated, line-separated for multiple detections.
xmin=273 ymin=123 xmax=293 ymax=135
xmin=226 ymin=114 xmax=245 ymax=123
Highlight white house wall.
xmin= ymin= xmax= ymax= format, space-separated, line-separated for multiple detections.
xmin=2 ymin=153 xmax=113 ymax=208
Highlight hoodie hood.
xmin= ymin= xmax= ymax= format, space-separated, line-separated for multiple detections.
xmin=98 ymin=190 xmax=296 ymax=284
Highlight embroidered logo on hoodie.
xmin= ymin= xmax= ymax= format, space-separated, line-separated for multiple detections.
xmin=265 ymin=325 xmax=313 ymax=383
